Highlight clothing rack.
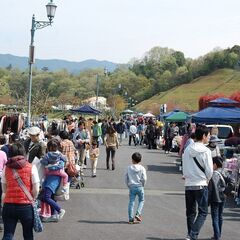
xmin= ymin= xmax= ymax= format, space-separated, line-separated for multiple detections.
xmin=0 ymin=113 xmax=25 ymax=134
xmin=223 ymin=153 xmax=240 ymax=205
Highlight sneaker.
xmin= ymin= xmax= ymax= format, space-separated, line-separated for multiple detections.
xmin=128 ymin=219 xmax=140 ymax=224
xmin=58 ymin=209 xmax=66 ymax=219
xmin=185 ymin=235 xmax=190 ymax=240
xmin=0 ymin=224 xmax=3 ymax=232
xmin=83 ymin=165 xmax=87 ymax=169
xmin=42 ymin=215 xmax=59 ymax=223
xmin=135 ymin=215 xmax=142 ymax=222
xmin=92 ymin=174 xmax=96 ymax=177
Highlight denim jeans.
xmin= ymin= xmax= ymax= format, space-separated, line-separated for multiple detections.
xmin=2 ymin=203 xmax=34 ymax=240
xmin=118 ymin=133 xmax=124 ymax=144
xmin=210 ymin=202 xmax=224 ymax=240
xmin=42 ymin=187 xmax=61 ymax=214
xmin=185 ymin=186 xmax=208 ymax=240
xmin=106 ymin=146 xmax=116 ymax=169
xmin=128 ymin=186 xmax=145 ymax=221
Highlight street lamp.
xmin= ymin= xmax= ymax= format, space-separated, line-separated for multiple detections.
xmin=95 ymin=67 xmax=108 ymax=109
xmin=27 ymin=0 xmax=57 ymax=127
xmin=95 ymin=74 xmax=100 ymax=109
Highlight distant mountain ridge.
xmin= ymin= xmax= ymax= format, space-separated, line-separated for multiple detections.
xmin=0 ymin=53 xmax=118 ymax=73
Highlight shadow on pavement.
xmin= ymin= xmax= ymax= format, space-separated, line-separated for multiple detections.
xmin=223 ymin=211 xmax=240 ymax=222
xmin=160 ymin=162 xmax=177 ymax=165
xmin=147 ymin=165 xmax=179 ymax=174
xmin=78 ymin=220 xmax=127 ymax=224
xmin=146 ymin=238 xmax=210 ymax=240
xmin=164 ymin=192 xmax=185 ymax=196
xmin=146 ymin=150 xmax=165 ymax=154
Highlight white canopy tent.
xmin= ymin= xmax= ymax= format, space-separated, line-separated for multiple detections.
xmin=143 ymin=112 xmax=155 ymax=118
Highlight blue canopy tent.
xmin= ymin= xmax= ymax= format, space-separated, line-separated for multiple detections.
xmin=192 ymin=106 xmax=240 ymax=124
xmin=208 ymin=98 xmax=239 ymax=107
xmin=70 ymin=105 xmax=101 ymax=115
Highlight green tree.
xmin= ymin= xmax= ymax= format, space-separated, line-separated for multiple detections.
xmin=172 ymin=51 xmax=186 ymax=67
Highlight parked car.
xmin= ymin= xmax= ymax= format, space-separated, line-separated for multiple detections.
xmin=206 ymin=124 xmax=234 ymax=154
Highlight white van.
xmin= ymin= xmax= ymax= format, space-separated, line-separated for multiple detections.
xmin=206 ymin=124 xmax=234 ymax=151
xmin=206 ymin=125 xmax=234 ymax=141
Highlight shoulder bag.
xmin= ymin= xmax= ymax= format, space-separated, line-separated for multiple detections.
xmin=12 ymin=169 xmax=43 ymax=233
xmin=193 ymin=157 xmax=205 ymax=173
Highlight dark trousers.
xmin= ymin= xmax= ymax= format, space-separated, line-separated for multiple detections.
xmin=129 ymin=135 xmax=136 ymax=146
xmin=106 ymin=146 xmax=116 ymax=170
xmin=164 ymin=137 xmax=173 ymax=152
xmin=210 ymin=202 xmax=224 ymax=240
xmin=2 ymin=203 xmax=34 ymax=240
xmin=42 ymin=187 xmax=61 ymax=214
xmin=148 ymin=137 xmax=155 ymax=149
xmin=185 ymin=187 xmax=208 ymax=240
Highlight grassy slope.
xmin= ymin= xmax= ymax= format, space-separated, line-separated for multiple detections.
xmin=136 ymin=68 xmax=240 ymax=114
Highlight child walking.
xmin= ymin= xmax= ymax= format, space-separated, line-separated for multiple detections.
xmin=125 ymin=152 xmax=147 ymax=224
xmin=89 ymin=141 xmax=99 ymax=177
xmin=208 ymin=156 xmax=234 ymax=240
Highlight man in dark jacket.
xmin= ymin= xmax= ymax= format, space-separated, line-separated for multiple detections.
xmin=23 ymin=126 xmax=46 ymax=163
xmin=116 ymin=120 xmax=125 ymax=145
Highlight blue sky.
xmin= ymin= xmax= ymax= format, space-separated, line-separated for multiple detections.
xmin=1 ymin=0 xmax=240 ymax=63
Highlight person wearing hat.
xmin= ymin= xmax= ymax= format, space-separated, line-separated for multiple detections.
xmin=23 ymin=126 xmax=46 ymax=163
xmin=207 ymin=135 xmax=221 ymax=158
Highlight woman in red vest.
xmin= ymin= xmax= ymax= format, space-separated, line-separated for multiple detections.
xmin=1 ymin=143 xmax=40 ymax=240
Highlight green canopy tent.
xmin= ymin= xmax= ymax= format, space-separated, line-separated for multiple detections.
xmin=165 ymin=111 xmax=190 ymax=122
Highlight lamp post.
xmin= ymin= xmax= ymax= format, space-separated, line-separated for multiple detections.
xmin=95 ymin=67 xmax=108 ymax=109
xmin=27 ymin=0 xmax=57 ymax=127
xmin=112 ymin=83 xmax=122 ymax=118
xmin=95 ymin=74 xmax=99 ymax=109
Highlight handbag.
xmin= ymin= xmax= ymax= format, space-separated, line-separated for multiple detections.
xmin=12 ymin=169 xmax=43 ymax=233
xmin=66 ymin=161 xmax=78 ymax=177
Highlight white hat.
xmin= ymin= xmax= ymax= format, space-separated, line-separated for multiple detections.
xmin=27 ymin=126 xmax=41 ymax=136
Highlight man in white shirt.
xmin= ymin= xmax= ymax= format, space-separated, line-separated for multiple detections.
xmin=129 ymin=123 xmax=137 ymax=146
xmin=182 ymin=125 xmax=213 ymax=240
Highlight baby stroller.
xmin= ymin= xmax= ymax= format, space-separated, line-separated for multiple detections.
xmin=69 ymin=151 xmax=85 ymax=189
xmin=70 ymin=164 xmax=85 ymax=189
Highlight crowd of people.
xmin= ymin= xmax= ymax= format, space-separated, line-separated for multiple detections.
xmin=0 ymin=113 xmax=239 ymax=240
xmin=0 ymin=114 xmax=150 ymax=239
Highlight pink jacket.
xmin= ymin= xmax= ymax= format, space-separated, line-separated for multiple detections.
xmin=0 ymin=150 xmax=7 ymax=178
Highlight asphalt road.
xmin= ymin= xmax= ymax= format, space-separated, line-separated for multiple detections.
xmin=2 ymin=139 xmax=240 ymax=240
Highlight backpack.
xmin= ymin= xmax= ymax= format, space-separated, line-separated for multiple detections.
xmin=215 ymin=171 xmax=235 ymax=196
